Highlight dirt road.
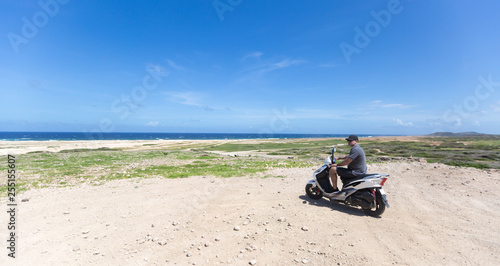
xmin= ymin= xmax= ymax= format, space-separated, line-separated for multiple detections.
xmin=1 ymin=162 xmax=499 ymax=265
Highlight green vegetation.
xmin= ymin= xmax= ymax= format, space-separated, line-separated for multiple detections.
xmin=205 ymin=139 xmax=345 ymax=158
xmin=0 ymin=148 xmax=313 ymax=193
xmin=205 ymin=139 xmax=345 ymax=152
xmin=282 ymin=137 xmax=496 ymax=169
xmin=204 ymin=136 xmax=500 ymax=169
xmin=1 ymin=135 xmax=497 ymax=194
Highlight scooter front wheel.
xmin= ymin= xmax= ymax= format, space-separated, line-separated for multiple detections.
xmin=305 ymin=184 xmax=323 ymax=200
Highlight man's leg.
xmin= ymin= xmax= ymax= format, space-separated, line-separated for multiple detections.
xmin=329 ymin=167 xmax=339 ymax=191
xmin=336 ymin=168 xmax=356 ymax=190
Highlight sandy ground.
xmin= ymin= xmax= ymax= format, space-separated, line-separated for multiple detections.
xmin=1 ymin=139 xmax=499 ymax=265
xmin=0 ymin=135 xmax=427 ymax=156
xmin=0 ymin=139 xmax=235 ymax=156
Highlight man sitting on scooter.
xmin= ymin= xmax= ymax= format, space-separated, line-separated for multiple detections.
xmin=329 ymin=135 xmax=367 ymax=193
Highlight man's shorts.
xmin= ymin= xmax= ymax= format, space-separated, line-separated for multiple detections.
xmin=337 ymin=167 xmax=357 ymax=182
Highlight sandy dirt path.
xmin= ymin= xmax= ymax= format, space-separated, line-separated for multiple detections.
xmin=1 ymin=161 xmax=499 ymax=265
xmin=0 ymin=139 xmax=237 ymax=156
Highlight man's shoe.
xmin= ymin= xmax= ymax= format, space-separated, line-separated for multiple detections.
xmin=328 ymin=189 xmax=343 ymax=201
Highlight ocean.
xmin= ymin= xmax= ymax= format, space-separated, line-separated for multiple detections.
xmin=0 ymin=132 xmax=388 ymax=141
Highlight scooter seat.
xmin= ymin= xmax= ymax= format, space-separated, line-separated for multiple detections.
xmin=341 ymin=173 xmax=378 ymax=183
xmin=354 ymin=173 xmax=379 ymax=179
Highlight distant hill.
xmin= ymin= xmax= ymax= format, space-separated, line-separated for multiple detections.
xmin=428 ymin=132 xmax=489 ymax=137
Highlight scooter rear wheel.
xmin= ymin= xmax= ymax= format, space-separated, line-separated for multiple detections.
xmin=305 ymin=184 xmax=323 ymax=200
xmin=362 ymin=189 xmax=386 ymax=217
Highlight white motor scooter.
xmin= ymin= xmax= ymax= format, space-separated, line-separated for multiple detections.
xmin=305 ymin=148 xmax=390 ymax=216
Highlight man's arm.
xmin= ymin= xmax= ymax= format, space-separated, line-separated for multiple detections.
xmin=336 ymin=157 xmax=352 ymax=167
xmin=332 ymin=152 xmax=353 ymax=167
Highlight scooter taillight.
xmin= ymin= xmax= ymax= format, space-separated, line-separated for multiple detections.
xmin=380 ymin=177 xmax=388 ymax=186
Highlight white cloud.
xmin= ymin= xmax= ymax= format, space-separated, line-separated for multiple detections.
xmin=268 ymin=59 xmax=305 ymax=71
xmin=145 ymin=121 xmax=159 ymax=127
xmin=232 ymin=54 xmax=307 ymax=86
xmin=242 ymin=56 xmax=306 ymax=78
xmin=367 ymin=100 xmax=416 ymax=109
xmin=166 ymin=91 xmax=202 ymax=106
xmin=166 ymin=59 xmax=190 ymax=72
xmin=394 ymin=118 xmax=414 ymax=127
xmin=146 ymin=63 xmax=169 ymax=76
xmin=242 ymin=51 xmax=263 ymax=61
xmin=165 ymin=91 xmax=216 ymax=112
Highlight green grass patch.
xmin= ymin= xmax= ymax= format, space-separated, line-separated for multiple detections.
xmin=103 ymin=157 xmax=312 ymax=180
xmin=0 ymin=148 xmax=314 ymax=195
xmin=1 ymin=136 xmax=498 ymax=195
xmin=206 ymin=139 xmax=344 ymax=153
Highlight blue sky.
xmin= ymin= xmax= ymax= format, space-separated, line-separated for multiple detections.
xmin=1 ymin=0 xmax=499 ymax=135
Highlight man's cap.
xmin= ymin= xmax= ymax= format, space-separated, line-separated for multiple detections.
xmin=345 ymin=135 xmax=359 ymax=141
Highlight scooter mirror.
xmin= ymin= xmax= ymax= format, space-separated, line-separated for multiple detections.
xmin=332 ymin=148 xmax=336 ymax=153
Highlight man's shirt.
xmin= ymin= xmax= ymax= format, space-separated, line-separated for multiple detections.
xmin=347 ymin=144 xmax=367 ymax=175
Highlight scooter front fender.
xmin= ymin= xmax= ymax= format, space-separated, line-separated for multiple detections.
xmin=307 ymin=179 xmax=316 ymax=186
